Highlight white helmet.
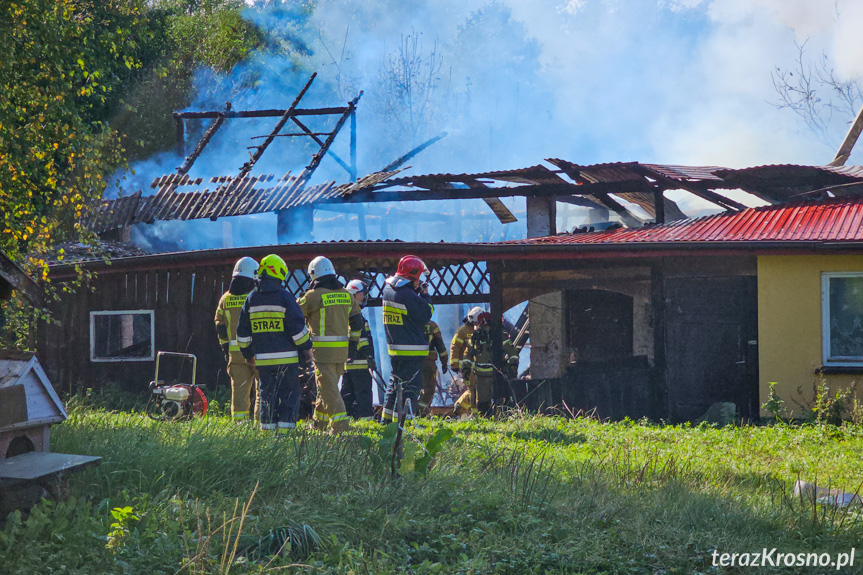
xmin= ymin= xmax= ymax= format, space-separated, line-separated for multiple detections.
xmin=308 ymin=255 xmax=336 ymax=282
xmin=346 ymin=279 xmax=367 ymax=295
xmin=232 ymin=257 xmax=259 ymax=279
xmin=467 ymin=306 xmax=485 ymax=325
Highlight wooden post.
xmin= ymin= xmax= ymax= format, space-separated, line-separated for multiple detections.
xmin=349 ymin=110 xmax=357 ymax=182
xmin=650 ymin=260 xmax=669 ymax=420
xmin=175 ymin=117 xmax=185 ymax=158
xmin=489 ymin=261 xmax=507 ymax=405
xmin=654 ymin=188 xmax=665 ymax=224
xmin=830 ymin=103 xmax=863 ymax=167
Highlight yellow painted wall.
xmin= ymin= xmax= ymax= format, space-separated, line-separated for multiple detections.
xmin=758 ymin=255 xmax=863 ymax=417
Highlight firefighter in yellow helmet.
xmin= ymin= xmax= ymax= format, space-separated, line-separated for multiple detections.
xmin=417 ymin=320 xmax=448 ymax=416
xmin=236 ymin=254 xmax=313 ymax=433
xmin=214 ymin=257 xmax=261 ymax=422
xmin=297 ymin=256 xmax=364 ymax=433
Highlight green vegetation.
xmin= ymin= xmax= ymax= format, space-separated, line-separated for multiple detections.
xmin=3 ymin=409 xmax=863 ymax=573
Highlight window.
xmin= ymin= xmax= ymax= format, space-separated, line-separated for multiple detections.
xmin=90 ymin=310 xmax=155 ymax=362
xmin=822 ymin=273 xmax=863 ymax=366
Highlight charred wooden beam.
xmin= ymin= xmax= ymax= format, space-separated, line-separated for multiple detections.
xmin=637 ymin=165 xmax=746 ymax=212
xmin=289 ymin=116 xmax=353 ymax=177
xmin=830 ymin=103 xmax=863 ymax=167
xmin=337 ymin=179 xmax=655 ymax=203
xmin=173 ymin=106 xmax=349 ymax=120
xmin=380 ymin=132 xmax=448 ymax=173
xmin=590 ymin=193 xmax=645 ymax=228
xmin=292 ymin=90 xmax=364 ymax=188
xmin=176 ymin=102 xmax=232 ymax=176
xmin=238 ymin=73 xmax=317 ymax=179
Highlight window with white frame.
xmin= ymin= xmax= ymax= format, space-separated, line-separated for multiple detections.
xmin=90 ymin=310 xmax=155 ymax=362
xmin=822 ymin=273 xmax=863 ymax=366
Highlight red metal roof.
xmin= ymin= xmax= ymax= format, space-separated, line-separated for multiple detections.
xmin=507 ymin=197 xmax=863 ymax=245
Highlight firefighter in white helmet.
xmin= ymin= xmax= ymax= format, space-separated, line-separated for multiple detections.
xmin=297 ymin=256 xmax=364 ymax=433
xmin=214 ymin=257 xmax=261 ymax=422
xmin=449 ymin=306 xmax=484 ymax=416
xmin=341 ymin=279 xmax=376 ymax=419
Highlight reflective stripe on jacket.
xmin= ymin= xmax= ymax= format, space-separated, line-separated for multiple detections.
xmin=298 ymin=284 xmax=362 ymax=364
xmin=215 ymin=291 xmax=251 ymax=363
xmin=465 ymin=328 xmax=494 ymax=378
xmin=237 ymin=276 xmax=312 ymax=365
xmin=345 ymin=314 xmax=375 ymax=370
xmin=382 ymin=276 xmax=434 ymax=357
xmin=449 ymin=323 xmax=473 ymax=369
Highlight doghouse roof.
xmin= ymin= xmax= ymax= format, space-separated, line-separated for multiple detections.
xmin=0 ymin=350 xmax=67 ymax=432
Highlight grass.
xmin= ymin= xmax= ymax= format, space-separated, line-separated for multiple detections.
xmin=3 ymin=407 xmax=863 ymax=574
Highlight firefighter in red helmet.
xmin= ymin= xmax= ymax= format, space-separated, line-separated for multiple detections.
xmin=380 ymin=255 xmax=434 ymax=423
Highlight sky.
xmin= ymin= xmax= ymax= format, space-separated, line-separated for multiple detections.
xmin=125 ymin=0 xmax=863 ymax=251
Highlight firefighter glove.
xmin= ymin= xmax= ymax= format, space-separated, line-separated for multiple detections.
xmin=368 ymin=358 xmax=377 ymax=371
xmin=221 ymin=343 xmax=230 ymax=363
xmin=440 ymin=355 xmax=449 ymax=374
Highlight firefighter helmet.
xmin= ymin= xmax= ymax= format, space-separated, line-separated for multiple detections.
xmin=395 ymin=255 xmax=428 ymax=282
xmin=476 ymin=311 xmax=492 ymax=327
xmin=259 ymin=254 xmax=288 ymax=281
xmin=346 ymin=279 xmax=367 ymax=295
xmin=467 ymin=306 xmax=485 ymax=325
xmin=232 ymin=257 xmax=259 ymax=279
xmin=308 ymin=256 xmax=336 ymax=282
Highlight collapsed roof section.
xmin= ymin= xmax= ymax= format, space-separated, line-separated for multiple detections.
xmin=85 ymin=155 xmax=863 ymax=236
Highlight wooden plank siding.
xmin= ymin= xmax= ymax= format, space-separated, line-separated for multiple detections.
xmin=38 ymin=267 xmax=230 ymax=394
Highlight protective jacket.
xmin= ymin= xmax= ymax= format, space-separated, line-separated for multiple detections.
xmin=215 ymin=291 xmax=251 ymax=364
xmin=237 ymin=276 xmax=312 ymax=366
xmin=345 ymin=313 xmax=375 ymax=371
xmin=298 ymin=276 xmax=363 ymax=364
xmin=424 ymin=321 xmax=448 ymax=366
xmin=382 ymin=276 xmax=434 ymax=357
xmin=450 ymin=322 xmax=474 ymax=370
xmin=464 ymin=328 xmax=494 ymax=378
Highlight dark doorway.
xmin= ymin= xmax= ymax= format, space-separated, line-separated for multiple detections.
xmin=567 ymin=289 xmax=634 ymax=361
xmin=6 ymin=435 xmax=35 ymax=458
xmin=664 ymin=276 xmax=759 ymax=421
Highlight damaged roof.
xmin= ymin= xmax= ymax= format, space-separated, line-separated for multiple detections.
xmin=505 ymin=196 xmax=863 ymax=245
xmin=84 ymin=160 xmax=863 ymax=235
xmin=0 ymin=251 xmax=44 ymax=307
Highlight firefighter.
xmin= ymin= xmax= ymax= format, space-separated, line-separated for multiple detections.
xmin=214 ymin=257 xmax=261 ymax=423
xmin=237 ymin=254 xmax=313 ymax=434
xmin=449 ymin=307 xmax=484 ymax=372
xmin=418 ymin=320 xmax=448 ymax=416
xmin=381 ymin=255 xmax=434 ymax=423
xmin=461 ymin=311 xmax=495 ymax=416
xmin=502 ymin=320 xmax=521 ymax=380
xmin=341 ymin=279 xmax=376 ymax=420
xmin=449 ymin=307 xmax=484 ymax=414
xmin=298 ymin=256 xmax=364 ymax=433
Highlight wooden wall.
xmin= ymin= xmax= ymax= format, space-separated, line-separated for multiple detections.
xmin=39 ymin=265 xmax=233 ymax=395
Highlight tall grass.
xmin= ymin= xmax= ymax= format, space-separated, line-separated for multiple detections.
xmin=2 ymin=408 xmax=863 ymax=573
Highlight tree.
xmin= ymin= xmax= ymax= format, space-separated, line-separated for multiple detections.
xmin=773 ymin=41 xmax=863 ymax=149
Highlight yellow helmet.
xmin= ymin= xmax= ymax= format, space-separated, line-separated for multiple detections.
xmin=258 ymin=254 xmax=288 ymax=281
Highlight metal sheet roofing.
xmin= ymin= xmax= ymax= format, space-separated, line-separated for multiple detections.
xmin=84 ymin=160 xmax=863 ymax=234
xmin=505 ymin=197 xmax=863 ymax=245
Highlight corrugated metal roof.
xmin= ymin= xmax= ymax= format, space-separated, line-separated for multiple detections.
xmin=504 ymin=197 xmax=863 ymax=245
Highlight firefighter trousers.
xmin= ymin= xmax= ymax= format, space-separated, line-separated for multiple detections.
xmin=257 ymin=364 xmax=301 ymax=430
xmin=313 ymin=363 xmax=349 ymax=432
xmin=227 ymin=361 xmax=260 ymax=421
xmin=418 ymin=361 xmax=438 ymax=413
xmin=382 ymin=357 xmax=424 ymax=422
xmin=475 ymin=374 xmax=493 ymax=405
xmin=341 ymin=368 xmax=374 ymax=419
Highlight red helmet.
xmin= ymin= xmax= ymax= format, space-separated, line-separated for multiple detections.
xmin=395 ymin=255 xmax=429 ymax=282
xmin=476 ymin=312 xmax=492 ymax=327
